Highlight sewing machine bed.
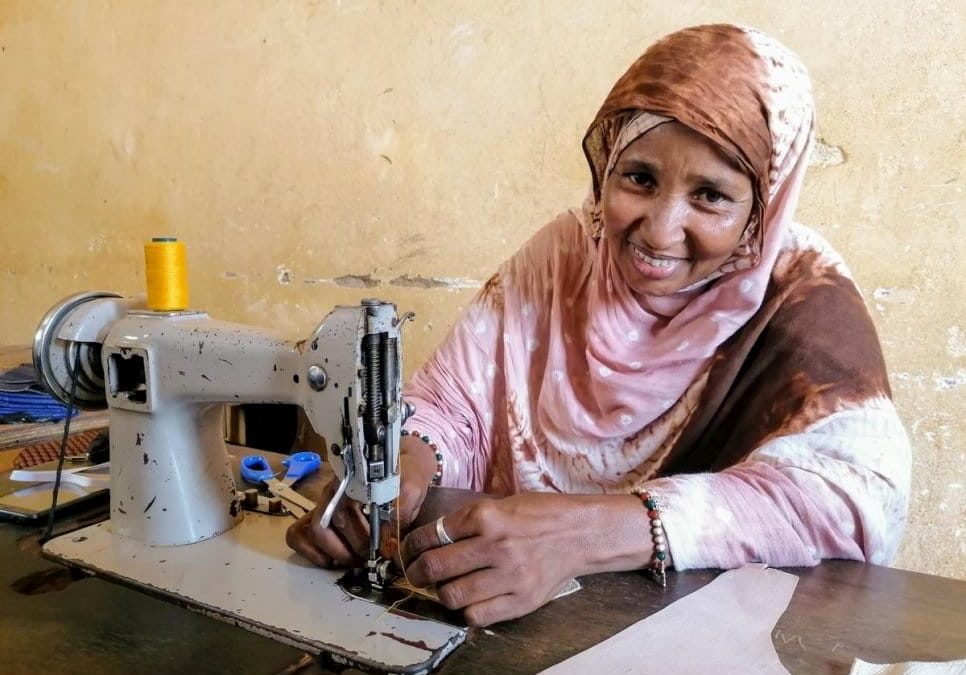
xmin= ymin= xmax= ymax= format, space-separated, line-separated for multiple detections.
xmin=43 ymin=511 xmax=467 ymax=674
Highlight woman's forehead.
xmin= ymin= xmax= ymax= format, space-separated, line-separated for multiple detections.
xmin=619 ymin=122 xmax=750 ymax=177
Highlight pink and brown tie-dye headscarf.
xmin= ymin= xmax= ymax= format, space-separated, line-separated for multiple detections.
xmin=527 ymin=24 xmax=817 ymax=446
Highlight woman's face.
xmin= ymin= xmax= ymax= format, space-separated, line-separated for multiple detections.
xmin=602 ymin=121 xmax=755 ymax=297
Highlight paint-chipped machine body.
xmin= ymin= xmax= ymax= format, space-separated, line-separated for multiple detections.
xmin=34 ymin=291 xmax=408 ymax=549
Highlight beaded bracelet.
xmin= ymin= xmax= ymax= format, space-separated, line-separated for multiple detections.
xmin=400 ymin=429 xmax=444 ymax=486
xmin=632 ymin=489 xmax=668 ymax=588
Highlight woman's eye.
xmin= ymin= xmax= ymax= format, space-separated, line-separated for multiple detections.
xmin=626 ymin=172 xmax=656 ymax=188
xmin=697 ymin=187 xmax=727 ymax=203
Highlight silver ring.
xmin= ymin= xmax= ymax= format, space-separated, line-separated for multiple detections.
xmin=435 ymin=516 xmax=455 ymax=546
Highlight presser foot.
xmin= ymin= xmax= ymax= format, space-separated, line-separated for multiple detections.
xmin=336 ymin=567 xmax=465 ymax=627
xmin=367 ymin=556 xmax=395 ymax=591
xmin=336 ymin=557 xmax=396 ymax=596
xmin=338 ymin=566 xmax=395 ymax=600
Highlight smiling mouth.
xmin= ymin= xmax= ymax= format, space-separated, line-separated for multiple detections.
xmin=628 ymin=242 xmax=687 ymax=268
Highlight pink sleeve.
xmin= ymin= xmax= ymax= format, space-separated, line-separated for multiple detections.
xmin=402 ymin=216 xmax=565 ymax=490
xmin=650 ymin=399 xmax=911 ymax=570
xmin=402 ymin=293 xmax=504 ymax=491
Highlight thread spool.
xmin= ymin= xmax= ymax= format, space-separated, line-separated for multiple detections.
xmin=144 ymin=237 xmax=189 ymax=311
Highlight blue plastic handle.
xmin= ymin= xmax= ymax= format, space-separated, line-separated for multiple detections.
xmin=281 ymin=451 xmax=322 ymax=484
xmin=240 ymin=455 xmax=275 ymax=485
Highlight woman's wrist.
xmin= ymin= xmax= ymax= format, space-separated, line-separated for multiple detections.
xmin=399 ymin=433 xmax=439 ymax=487
xmin=567 ymin=494 xmax=659 ymax=577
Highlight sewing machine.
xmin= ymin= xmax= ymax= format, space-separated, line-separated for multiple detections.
xmin=32 ymin=291 xmax=466 ymax=673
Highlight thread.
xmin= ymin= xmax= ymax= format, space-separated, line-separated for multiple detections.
xmin=392 ymin=460 xmax=427 ymax=592
xmin=372 ymin=462 xmax=431 ymax=622
xmin=144 ymin=237 xmax=189 ymax=311
xmin=373 ymin=507 xmax=420 ymax=621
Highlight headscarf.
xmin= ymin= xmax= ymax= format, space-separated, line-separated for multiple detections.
xmin=527 ymin=24 xmax=817 ymax=445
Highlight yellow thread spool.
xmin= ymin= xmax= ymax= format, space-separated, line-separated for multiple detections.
xmin=144 ymin=237 xmax=189 ymax=311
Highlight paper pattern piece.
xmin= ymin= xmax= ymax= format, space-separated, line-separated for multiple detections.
xmin=850 ymin=659 xmax=966 ymax=675
xmin=540 ymin=565 xmax=798 ymax=675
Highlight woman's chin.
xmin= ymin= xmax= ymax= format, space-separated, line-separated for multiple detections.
xmin=621 ymin=262 xmax=688 ymax=297
xmin=632 ymin=281 xmax=680 ymax=297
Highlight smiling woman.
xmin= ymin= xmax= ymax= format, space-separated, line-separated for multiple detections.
xmin=286 ymin=23 xmax=911 ymax=628
xmin=602 ymin=119 xmax=755 ymax=296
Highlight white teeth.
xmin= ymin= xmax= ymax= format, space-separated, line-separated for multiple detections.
xmin=631 ymin=245 xmax=677 ymax=268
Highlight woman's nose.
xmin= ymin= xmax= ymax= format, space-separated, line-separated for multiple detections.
xmin=636 ymin=197 xmax=688 ymax=251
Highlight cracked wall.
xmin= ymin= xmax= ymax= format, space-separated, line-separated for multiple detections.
xmin=0 ymin=2 xmax=962 ymax=578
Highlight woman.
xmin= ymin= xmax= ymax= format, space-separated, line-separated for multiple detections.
xmin=287 ymin=24 xmax=911 ymax=627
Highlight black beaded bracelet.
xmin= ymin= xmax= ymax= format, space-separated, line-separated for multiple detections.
xmin=632 ymin=489 xmax=668 ymax=588
xmin=401 ymin=429 xmax=444 ymax=486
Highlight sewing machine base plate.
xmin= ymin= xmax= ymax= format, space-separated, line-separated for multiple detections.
xmin=43 ymin=512 xmax=467 ymax=674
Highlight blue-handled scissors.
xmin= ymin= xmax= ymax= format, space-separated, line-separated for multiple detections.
xmin=240 ymin=451 xmax=321 ymax=517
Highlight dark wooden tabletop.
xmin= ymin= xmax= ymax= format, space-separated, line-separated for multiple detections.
xmin=1 ymin=451 xmax=964 ymax=674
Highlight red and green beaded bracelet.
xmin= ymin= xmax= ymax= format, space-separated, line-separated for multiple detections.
xmin=401 ymin=429 xmax=444 ymax=486
xmin=632 ymin=489 xmax=668 ymax=587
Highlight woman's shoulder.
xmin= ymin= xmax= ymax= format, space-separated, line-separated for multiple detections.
xmin=503 ymin=210 xmax=594 ymax=278
xmin=765 ymin=223 xmax=881 ymax=357
xmin=773 ymin=222 xmax=854 ymax=283
xmin=519 ymin=210 xmax=590 ymax=255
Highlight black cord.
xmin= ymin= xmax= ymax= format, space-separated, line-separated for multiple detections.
xmin=42 ymin=348 xmax=81 ymax=542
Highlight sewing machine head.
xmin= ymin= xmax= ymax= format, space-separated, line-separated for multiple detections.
xmin=33 ymin=291 xmax=411 ymax=576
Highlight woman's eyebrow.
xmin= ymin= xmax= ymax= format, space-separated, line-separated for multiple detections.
xmin=617 ymin=158 xmax=659 ymax=173
xmin=685 ymin=172 xmax=747 ymax=194
xmin=686 ymin=173 xmax=729 ymax=189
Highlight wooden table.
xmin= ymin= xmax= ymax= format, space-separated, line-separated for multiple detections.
xmin=2 ymin=473 xmax=964 ymax=675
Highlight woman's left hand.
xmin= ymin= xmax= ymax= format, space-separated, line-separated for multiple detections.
xmin=399 ymin=492 xmax=652 ymax=627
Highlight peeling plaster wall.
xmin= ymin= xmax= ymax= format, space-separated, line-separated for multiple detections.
xmin=0 ymin=2 xmax=962 ymax=578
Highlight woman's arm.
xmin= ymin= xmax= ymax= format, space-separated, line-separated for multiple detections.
xmin=402 ymin=289 xmax=505 ymax=490
xmin=403 ymin=213 xmax=574 ymax=492
xmin=650 ymin=397 xmax=911 ymax=569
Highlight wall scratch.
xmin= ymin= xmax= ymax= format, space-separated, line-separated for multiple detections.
xmin=389 ymin=275 xmax=481 ymax=289
xmin=301 ymin=274 xmax=481 ymax=290
xmin=333 ymin=274 xmax=379 ymax=288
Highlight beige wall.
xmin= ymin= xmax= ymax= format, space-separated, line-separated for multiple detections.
xmin=1 ymin=2 xmax=962 ymax=578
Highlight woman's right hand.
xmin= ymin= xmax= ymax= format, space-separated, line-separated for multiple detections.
xmin=285 ymin=435 xmax=439 ymax=568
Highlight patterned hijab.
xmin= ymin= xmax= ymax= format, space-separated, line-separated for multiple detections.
xmin=530 ymin=24 xmax=816 ymax=444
